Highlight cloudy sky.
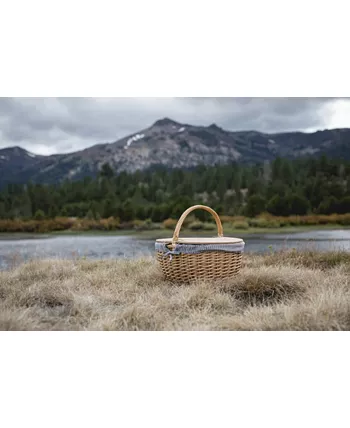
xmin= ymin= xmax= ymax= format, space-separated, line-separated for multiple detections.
xmin=0 ymin=97 xmax=349 ymax=155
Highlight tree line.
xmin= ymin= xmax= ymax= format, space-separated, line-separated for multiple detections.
xmin=1 ymin=155 xmax=350 ymax=222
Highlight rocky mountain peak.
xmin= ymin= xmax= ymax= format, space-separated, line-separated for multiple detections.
xmin=208 ymin=123 xmax=224 ymax=132
xmin=1 ymin=120 xmax=350 ymax=187
xmin=152 ymin=117 xmax=181 ymax=127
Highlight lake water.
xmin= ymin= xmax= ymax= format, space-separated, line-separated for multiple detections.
xmin=1 ymin=230 xmax=350 ymax=269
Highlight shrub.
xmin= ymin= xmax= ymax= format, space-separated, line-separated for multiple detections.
xmin=72 ymin=217 xmax=121 ymax=231
xmin=183 ymin=214 xmax=196 ymax=226
xmin=132 ymin=219 xmax=146 ymax=230
xmin=267 ymin=220 xmax=280 ymax=228
xmin=188 ymin=221 xmax=205 ymax=230
xmin=284 ymin=216 xmax=301 ymax=226
xmin=249 ymin=218 xmax=269 ymax=228
xmin=232 ymin=221 xmax=249 ymax=230
xmin=249 ymin=217 xmax=281 ymax=228
xmin=20 ymin=220 xmax=39 ymax=233
xmin=163 ymin=218 xmax=177 ymax=230
xmin=266 ymin=195 xmax=290 ymax=216
xmin=133 ymin=219 xmax=159 ymax=231
xmin=118 ymin=221 xmax=134 ymax=230
xmin=203 ymin=222 xmax=216 ymax=231
xmin=0 ymin=219 xmax=25 ymax=233
xmin=34 ymin=210 xmax=45 ymax=221
xmin=48 ymin=217 xmax=74 ymax=231
xmin=85 ymin=210 xmax=95 ymax=220
xmin=338 ymin=214 xmax=350 ymax=225
xmin=232 ymin=216 xmax=248 ymax=222
xmin=101 ymin=217 xmax=120 ymax=230
xmin=218 ymin=215 xmax=235 ymax=224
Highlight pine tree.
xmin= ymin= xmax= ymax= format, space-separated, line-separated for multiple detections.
xmin=244 ymin=195 xmax=267 ymax=217
xmin=100 ymin=163 xmax=115 ymax=179
xmin=288 ymin=194 xmax=310 ymax=215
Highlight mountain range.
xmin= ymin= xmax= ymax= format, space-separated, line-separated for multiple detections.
xmin=1 ymin=117 xmax=350 ymax=186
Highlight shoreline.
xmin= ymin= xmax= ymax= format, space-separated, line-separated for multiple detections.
xmin=0 ymin=224 xmax=350 ymax=240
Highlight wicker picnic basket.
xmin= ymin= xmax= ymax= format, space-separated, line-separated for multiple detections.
xmin=155 ymin=205 xmax=245 ymax=282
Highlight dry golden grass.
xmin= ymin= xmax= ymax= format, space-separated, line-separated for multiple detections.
xmin=1 ymin=250 xmax=350 ymax=330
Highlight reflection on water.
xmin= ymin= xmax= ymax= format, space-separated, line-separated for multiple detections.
xmin=1 ymin=230 xmax=350 ymax=269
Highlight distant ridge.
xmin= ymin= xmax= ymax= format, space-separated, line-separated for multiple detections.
xmin=1 ymin=119 xmax=350 ymax=186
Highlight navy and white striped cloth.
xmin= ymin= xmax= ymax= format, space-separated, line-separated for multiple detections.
xmin=155 ymin=242 xmax=245 ymax=260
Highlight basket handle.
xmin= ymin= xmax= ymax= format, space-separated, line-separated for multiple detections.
xmin=172 ymin=205 xmax=224 ymax=244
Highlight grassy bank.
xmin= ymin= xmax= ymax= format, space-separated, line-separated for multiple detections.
xmin=1 ymin=250 xmax=350 ymax=331
xmin=2 ymin=214 xmax=350 ymax=238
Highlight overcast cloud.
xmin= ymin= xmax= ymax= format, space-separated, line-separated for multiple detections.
xmin=0 ymin=97 xmax=349 ymax=155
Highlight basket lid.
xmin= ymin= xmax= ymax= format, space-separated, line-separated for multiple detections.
xmin=156 ymin=237 xmax=244 ymax=245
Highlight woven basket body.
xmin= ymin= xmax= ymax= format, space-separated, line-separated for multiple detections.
xmin=155 ymin=205 xmax=244 ymax=282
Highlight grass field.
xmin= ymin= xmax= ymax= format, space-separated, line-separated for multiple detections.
xmin=1 ymin=250 xmax=350 ymax=331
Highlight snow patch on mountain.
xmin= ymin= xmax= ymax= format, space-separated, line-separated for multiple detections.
xmin=68 ymin=166 xmax=82 ymax=177
xmin=124 ymin=134 xmax=145 ymax=149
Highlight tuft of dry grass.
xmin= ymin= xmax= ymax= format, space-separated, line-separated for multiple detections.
xmin=1 ymin=250 xmax=350 ymax=330
xmin=218 ymin=265 xmax=312 ymax=305
xmin=261 ymin=249 xmax=350 ymax=270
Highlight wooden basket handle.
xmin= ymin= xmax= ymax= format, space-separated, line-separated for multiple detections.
xmin=172 ymin=205 xmax=224 ymax=244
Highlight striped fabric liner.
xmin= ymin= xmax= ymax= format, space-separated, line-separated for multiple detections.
xmin=155 ymin=242 xmax=245 ymax=258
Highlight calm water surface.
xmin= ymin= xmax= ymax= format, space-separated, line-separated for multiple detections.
xmin=1 ymin=230 xmax=350 ymax=269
